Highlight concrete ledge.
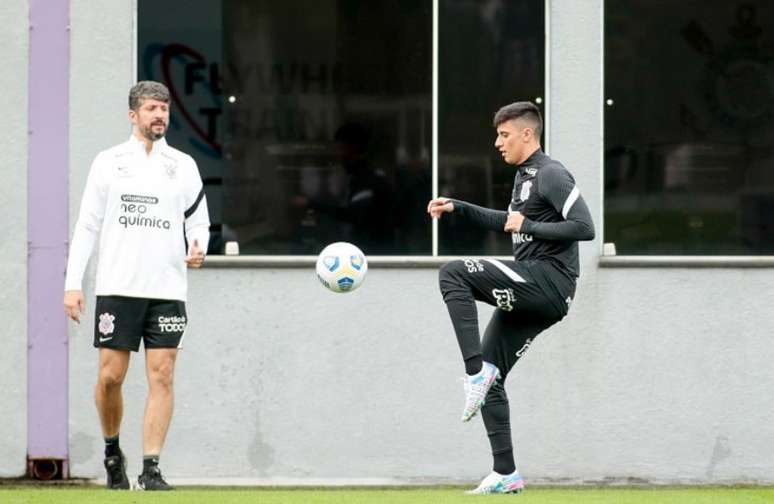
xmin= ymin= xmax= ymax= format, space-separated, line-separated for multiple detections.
xmin=204 ymin=255 xmax=774 ymax=269
xmin=201 ymin=256 xmax=515 ymax=269
xmin=599 ymin=256 xmax=774 ymax=268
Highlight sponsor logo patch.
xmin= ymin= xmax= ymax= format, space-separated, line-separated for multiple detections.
xmin=516 ymin=338 xmax=533 ymax=358
xmin=492 ymin=288 xmax=516 ymax=311
xmin=119 ymin=194 xmax=171 ymax=230
xmin=121 ymin=194 xmax=159 ymax=204
xmin=158 ymin=315 xmax=187 ymax=333
xmin=512 ymin=232 xmax=534 ymax=244
xmin=464 ymin=259 xmax=484 ymax=273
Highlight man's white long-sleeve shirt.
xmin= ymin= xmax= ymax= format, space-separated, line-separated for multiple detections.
xmin=65 ymin=135 xmax=210 ymax=301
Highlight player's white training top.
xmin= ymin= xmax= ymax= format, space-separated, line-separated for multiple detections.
xmin=65 ymin=135 xmax=210 ymax=301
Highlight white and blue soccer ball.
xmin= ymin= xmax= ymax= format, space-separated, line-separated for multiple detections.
xmin=315 ymin=242 xmax=368 ymax=293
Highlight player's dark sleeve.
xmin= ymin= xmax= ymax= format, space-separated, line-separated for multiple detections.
xmin=450 ymin=199 xmax=507 ymax=232
xmin=520 ymin=164 xmax=595 ymax=241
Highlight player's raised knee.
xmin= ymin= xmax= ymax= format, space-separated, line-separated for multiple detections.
xmin=439 ymin=259 xmax=467 ymax=280
xmin=438 ymin=260 xmax=465 ymax=288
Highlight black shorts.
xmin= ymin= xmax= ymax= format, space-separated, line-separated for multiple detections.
xmin=94 ymin=295 xmax=187 ymax=352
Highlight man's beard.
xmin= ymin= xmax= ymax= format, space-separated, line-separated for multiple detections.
xmin=141 ymin=123 xmax=166 ymax=142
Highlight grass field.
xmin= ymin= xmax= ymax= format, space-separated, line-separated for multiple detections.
xmin=1 ymin=486 xmax=773 ymax=504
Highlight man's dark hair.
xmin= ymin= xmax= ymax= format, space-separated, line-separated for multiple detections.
xmin=493 ymin=101 xmax=543 ymax=139
xmin=129 ymin=81 xmax=170 ymax=111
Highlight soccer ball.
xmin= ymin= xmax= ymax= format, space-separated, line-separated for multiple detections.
xmin=315 ymin=242 xmax=368 ymax=293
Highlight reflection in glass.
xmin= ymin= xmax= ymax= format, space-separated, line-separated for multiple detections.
xmin=138 ymin=0 xmax=226 ymax=254
xmin=605 ymin=0 xmax=774 ymax=254
xmin=139 ymin=1 xmax=549 ymax=256
xmin=438 ymin=0 xmax=545 ymax=255
xmin=222 ymin=0 xmax=431 ymax=255
xmin=139 ymin=0 xmax=431 ymax=255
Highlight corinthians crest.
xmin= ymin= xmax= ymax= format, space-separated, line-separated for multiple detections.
xmin=520 ymin=181 xmax=532 ymax=202
xmin=98 ymin=313 xmax=115 ymax=336
xmin=164 ymin=162 xmax=177 ymax=179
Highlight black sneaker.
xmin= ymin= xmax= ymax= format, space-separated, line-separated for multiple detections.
xmin=103 ymin=450 xmax=130 ymax=489
xmin=137 ymin=466 xmax=173 ymax=491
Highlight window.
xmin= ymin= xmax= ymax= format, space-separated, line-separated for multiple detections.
xmin=605 ymin=0 xmax=774 ymax=255
xmin=139 ymin=0 xmax=545 ymax=256
xmin=439 ymin=0 xmax=545 ymax=255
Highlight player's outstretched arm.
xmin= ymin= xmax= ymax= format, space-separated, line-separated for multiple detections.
xmin=450 ymin=200 xmax=508 ymax=232
xmin=427 ymin=197 xmax=455 ymax=219
xmin=520 ymin=203 xmax=595 ymax=240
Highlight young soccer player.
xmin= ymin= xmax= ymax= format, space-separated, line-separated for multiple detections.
xmin=427 ymin=101 xmax=594 ymax=494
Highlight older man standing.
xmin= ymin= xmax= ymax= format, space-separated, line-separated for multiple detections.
xmin=64 ymin=81 xmax=210 ymax=490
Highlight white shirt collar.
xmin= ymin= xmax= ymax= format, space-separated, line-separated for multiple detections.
xmin=127 ymin=134 xmax=168 ymax=156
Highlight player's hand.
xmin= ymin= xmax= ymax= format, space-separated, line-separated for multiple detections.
xmin=427 ymin=197 xmax=454 ymax=219
xmin=64 ymin=290 xmax=85 ymax=323
xmin=186 ymin=239 xmax=205 ymax=268
xmin=504 ymin=211 xmax=525 ymax=233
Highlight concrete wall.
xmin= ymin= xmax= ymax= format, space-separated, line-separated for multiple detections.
xmin=0 ymin=0 xmax=29 ymax=478
xmin=67 ymin=0 xmax=135 ymax=477
xmin=59 ymin=0 xmax=774 ymax=485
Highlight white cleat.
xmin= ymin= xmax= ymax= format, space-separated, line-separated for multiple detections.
xmin=461 ymin=361 xmax=500 ymax=422
xmin=465 ymin=470 xmax=525 ymax=494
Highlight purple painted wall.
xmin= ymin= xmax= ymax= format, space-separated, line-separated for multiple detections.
xmin=27 ymin=0 xmax=69 ymax=468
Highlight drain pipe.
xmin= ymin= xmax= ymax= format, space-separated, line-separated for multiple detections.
xmin=28 ymin=458 xmax=65 ymax=481
xmin=27 ymin=0 xmax=70 ymax=480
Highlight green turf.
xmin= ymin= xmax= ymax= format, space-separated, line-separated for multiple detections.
xmin=1 ymin=486 xmax=774 ymax=504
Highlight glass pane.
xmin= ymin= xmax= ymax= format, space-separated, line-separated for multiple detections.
xmin=137 ymin=0 xmax=226 ymax=255
xmin=438 ymin=0 xmax=545 ymax=255
xmin=605 ymin=1 xmax=774 ymax=255
xmin=139 ymin=0 xmax=432 ymax=255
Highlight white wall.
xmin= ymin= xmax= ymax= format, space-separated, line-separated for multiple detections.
xmin=0 ymin=0 xmax=29 ymax=478
xmin=62 ymin=0 xmax=774 ymax=485
xmin=542 ymin=0 xmax=774 ymax=483
xmin=67 ymin=0 xmax=136 ymax=478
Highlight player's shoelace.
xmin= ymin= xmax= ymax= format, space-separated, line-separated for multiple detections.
xmin=461 ymin=363 xmax=500 ymax=421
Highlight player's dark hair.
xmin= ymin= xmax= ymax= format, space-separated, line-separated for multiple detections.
xmin=493 ymin=101 xmax=543 ymax=139
xmin=129 ymin=81 xmax=170 ymax=111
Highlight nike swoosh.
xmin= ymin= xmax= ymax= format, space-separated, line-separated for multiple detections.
xmin=99 ymin=336 xmax=113 ymax=342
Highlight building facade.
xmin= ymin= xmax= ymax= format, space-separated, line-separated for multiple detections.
xmin=1 ymin=0 xmax=772 ymax=484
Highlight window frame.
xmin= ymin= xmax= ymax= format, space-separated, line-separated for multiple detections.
xmin=600 ymin=0 xmax=774 ymax=267
xmin=135 ymin=0 xmax=550 ymax=266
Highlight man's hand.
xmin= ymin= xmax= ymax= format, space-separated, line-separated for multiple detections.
xmin=186 ymin=239 xmax=205 ymax=268
xmin=504 ymin=211 xmax=525 ymax=233
xmin=427 ymin=197 xmax=455 ymax=219
xmin=64 ymin=290 xmax=85 ymax=323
